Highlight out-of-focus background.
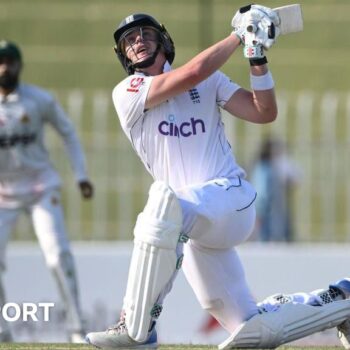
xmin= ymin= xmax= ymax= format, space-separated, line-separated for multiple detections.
xmin=3 ymin=0 xmax=349 ymax=242
xmin=1 ymin=0 xmax=350 ymax=345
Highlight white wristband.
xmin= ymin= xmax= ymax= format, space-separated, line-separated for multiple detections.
xmin=250 ymin=71 xmax=275 ymax=91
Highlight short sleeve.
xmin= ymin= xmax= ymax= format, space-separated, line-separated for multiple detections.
xmin=112 ymin=75 xmax=154 ymax=129
xmin=212 ymin=71 xmax=241 ymax=108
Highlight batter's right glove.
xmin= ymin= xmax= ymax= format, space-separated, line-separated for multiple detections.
xmin=232 ymin=4 xmax=280 ymax=58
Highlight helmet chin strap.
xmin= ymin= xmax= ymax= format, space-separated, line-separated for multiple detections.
xmin=132 ymin=43 xmax=161 ymax=71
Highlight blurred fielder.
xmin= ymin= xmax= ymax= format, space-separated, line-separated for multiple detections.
xmin=87 ymin=4 xmax=350 ymax=349
xmin=0 ymin=41 xmax=93 ymax=343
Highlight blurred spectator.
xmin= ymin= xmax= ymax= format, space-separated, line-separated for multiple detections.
xmin=250 ymin=137 xmax=301 ymax=242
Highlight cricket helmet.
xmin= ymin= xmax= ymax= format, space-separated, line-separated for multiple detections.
xmin=113 ymin=13 xmax=175 ymax=75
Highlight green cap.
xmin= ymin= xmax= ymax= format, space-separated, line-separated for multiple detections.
xmin=0 ymin=40 xmax=22 ymax=61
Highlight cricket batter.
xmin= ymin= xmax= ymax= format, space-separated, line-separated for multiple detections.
xmin=0 ymin=41 xmax=93 ymax=343
xmin=87 ymin=5 xmax=350 ymax=349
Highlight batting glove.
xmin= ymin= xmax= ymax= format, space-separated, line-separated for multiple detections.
xmin=231 ymin=4 xmax=280 ymax=58
xmin=246 ymin=5 xmax=280 ymax=50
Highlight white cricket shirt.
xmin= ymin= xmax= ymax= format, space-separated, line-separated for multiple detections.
xmin=113 ymin=63 xmax=246 ymax=190
xmin=0 ymin=83 xmax=88 ymax=204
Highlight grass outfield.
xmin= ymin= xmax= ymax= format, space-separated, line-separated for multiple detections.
xmin=0 ymin=346 xmax=344 ymax=350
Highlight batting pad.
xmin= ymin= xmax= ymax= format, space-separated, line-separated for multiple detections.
xmin=124 ymin=181 xmax=183 ymax=342
xmin=219 ymin=299 xmax=350 ymax=349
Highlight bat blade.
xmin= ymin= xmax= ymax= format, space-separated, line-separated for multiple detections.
xmin=273 ymin=4 xmax=303 ymax=35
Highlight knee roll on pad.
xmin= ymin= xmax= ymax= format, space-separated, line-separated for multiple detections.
xmin=124 ymin=181 xmax=183 ymax=342
xmin=134 ymin=181 xmax=182 ymax=249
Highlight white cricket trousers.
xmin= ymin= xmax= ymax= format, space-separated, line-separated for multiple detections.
xmin=0 ymin=188 xmax=84 ymax=334
xmin=176 ymin=177 xmax=259 ymax=332
xmin=0 ymin=188 xmax=70 ymax=269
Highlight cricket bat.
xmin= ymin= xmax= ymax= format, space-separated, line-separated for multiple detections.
xmin=273 ymin=4 xmax=303 ymax=35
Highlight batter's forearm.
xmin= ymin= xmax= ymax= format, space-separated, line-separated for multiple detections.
xmin=252 ymin=89 xmax=278 ymax=122
xmin=250 ymin=65 xmax=277 ymax=122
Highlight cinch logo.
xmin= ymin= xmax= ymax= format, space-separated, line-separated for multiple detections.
xmin=158 ymin=116 xmax=206 ymax=137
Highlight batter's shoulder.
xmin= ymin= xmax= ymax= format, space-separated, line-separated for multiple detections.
xmin=113 ymin=74 xmax=150 ymax=96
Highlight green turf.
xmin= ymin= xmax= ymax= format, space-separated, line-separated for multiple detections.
xmin=0 ymin=346 xmax=343 ymax=350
